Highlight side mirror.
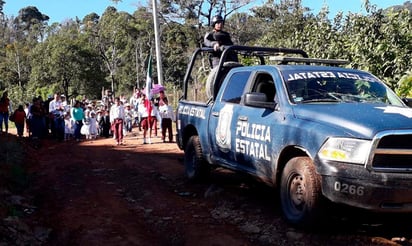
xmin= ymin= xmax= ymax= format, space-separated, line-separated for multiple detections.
xmin=244 ymin=92 xmax=276 ymax=109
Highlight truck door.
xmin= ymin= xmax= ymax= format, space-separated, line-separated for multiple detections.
xmin=209 ymin=70 xmax=251 ymax=168
xmin=233 ymin=72 xmax=278 ymax=177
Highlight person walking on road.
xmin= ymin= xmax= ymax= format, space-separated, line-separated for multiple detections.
xmin=158 ymin=98 xmax=175 ymax=143
xmin=0 ymin=91 xmax=12 ymax=134
xmin=110 ymin=97 xmax=125 ymax=145
xmin=70 ymin=100 xmax=84 ymax=142
xmin=49 ymin=93 xmax=65 ymax=141
xmin=13 ymin=105 xmax=26 ymax=138
xmin=138 ymin=94 xmax=155 ymax=144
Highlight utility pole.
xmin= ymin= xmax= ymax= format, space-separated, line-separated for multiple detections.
xmin=152 ymin=0 xmax=164 ymax=85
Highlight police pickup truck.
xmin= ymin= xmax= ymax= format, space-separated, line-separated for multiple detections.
xmin=176 ymin=45 xmax=412 ymax=227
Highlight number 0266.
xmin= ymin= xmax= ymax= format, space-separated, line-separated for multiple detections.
xmin=334 ymin=181 xmax=364 ymax=196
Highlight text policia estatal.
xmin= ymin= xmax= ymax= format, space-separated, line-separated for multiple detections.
xmin=235 ymin=121 xmax=271 ymax=161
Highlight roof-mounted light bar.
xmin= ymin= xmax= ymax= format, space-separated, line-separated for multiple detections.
xmin=269 ymin=56 xmax=349 ymax=66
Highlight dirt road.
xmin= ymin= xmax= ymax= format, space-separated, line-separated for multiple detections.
xmin=2 ymin=129 xmax=412 ymax=245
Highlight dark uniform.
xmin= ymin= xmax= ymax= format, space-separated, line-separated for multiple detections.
xmin=204 ymin=15 xmax=238 ymax=68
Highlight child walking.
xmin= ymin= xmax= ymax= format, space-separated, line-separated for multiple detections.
xmin=81 ymin=109 xmax=91 ymax=139
xmin=13 ymin=105 xmax=26 ymax=138
xmin=89 ymin=111 xmax=98 ymax=139
xmin=64 ymin=113 xmax=74 ymax=141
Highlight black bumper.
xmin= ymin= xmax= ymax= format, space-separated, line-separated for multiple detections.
xmin=318 ymin=159 xmax=412 ymax=212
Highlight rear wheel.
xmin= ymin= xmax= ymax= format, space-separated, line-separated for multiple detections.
xmin=280 ymin=157 xmax=324 ymax=227
xmin=184 ymin=135 xmax=209 ymax=181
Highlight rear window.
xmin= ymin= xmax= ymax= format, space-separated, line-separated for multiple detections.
xmin=220 ymin=71 xmax=250 ymax=104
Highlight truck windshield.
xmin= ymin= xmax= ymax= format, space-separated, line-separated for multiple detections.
xmin=283 ymin=70 xmax=404 ymax=106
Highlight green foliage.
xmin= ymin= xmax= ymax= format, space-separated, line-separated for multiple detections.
xmin=396 ymin=70 xmax=412 ymax=97
xmin=29 ymin=20 xmax=106 ymax=100
xmin=250 ymin=0 xmax=411 ymax=92
xmin=161 ymin=22 xmax=194 ymax=88
xmin=6 ymin=85 xmax=30 ymax=109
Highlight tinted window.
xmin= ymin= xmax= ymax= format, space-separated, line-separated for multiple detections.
xmin=221 ymin=71 xmax=250 ymax=104
xmin=252 ymin=73 xmax=276 ymax=102
xmin=282 ymin=69 xmax=403 ymax=105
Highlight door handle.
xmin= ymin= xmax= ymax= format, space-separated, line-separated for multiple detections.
xmin=238 ymin=116 xmax=248 ymax=121
xmin=212 ymin=111 xmax=219 ymax=117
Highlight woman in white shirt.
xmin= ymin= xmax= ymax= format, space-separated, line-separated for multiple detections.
xmin=158 ymin=98 xmax=175 ymax=143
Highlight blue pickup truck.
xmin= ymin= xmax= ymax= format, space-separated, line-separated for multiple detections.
xmin=176 ymin=45 xmax=412 ymax=227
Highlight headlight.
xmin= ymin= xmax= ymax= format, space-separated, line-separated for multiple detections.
xmin=318 ymin=138 xmax=372 ymax=165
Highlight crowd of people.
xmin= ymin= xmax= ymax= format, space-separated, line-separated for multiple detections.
xmin=0 ymin=88 xmax=175 ymax=146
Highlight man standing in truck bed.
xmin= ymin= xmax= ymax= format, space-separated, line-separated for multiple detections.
xmin=204 ymin=14 xmax=238 ymax=68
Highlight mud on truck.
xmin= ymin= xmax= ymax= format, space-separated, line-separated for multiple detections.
xmin=175 ymin=45 xmax=412 ymax=227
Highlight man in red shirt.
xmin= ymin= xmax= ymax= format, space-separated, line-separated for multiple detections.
xmin=0 ymin=91 xmax=12 ymax=134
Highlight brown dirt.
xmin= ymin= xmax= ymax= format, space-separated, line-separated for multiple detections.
xmin=3 ymin=128 xmax=412 ymax=245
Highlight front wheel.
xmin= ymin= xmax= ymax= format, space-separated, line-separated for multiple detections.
xmin=184 ymin=135 xmax=209 ymax=181
xmin=280 ymin=157 xmax=324 ymax=227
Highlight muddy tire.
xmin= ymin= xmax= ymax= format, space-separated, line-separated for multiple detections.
xmin=184 ymin=135 xmax=210 ymax=181
xmin=280 ymin=157 xmax=324 ymax=227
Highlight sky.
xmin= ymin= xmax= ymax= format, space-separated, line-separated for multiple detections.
xmin=3 ymin=0 xmax=408 ymax=24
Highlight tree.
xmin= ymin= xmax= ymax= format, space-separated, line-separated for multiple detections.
xmin=161 ymin=22 xmax=194 ymax=86
xmin=0 ymin=0 xmax=5 ymax=16
xmin=249 ymin=0 xmax=412 ymax=91
xmin=4 ymin=41 xmax=31 ymax=88
xmin=159 ymin=0 xmax=251 ymax=46
xmin=14 ymin=6 xmax=49 ymax=42
xmin=29 ymin=20 xmax=105 ymax=100
xmin=94 ymin=7 xmax=136 ymax=96
xmin=397 ymin=71 xmax=412 ymax=97
xmin=251 ymin=0 xmax=313 ymax=47
xmin=0 ymin=17 xmax=32 ymax=91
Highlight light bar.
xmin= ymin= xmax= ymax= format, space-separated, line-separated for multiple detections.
xmin=269 ymin=56 xmax=349 ymax=65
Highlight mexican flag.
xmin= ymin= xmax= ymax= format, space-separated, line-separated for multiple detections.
xmin=144 ymin=55 xmax=153 ymax=125
xmin=145 ymin=54 xmax=153 ymax=100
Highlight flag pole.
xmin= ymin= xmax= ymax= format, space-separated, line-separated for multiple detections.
xmin=145 ymin=54 xmax=153 ymax=143
xmin=152 ymin=0 xmax=164 ymax=85
xmin=145 ymin=54 xmax=153 ymax=100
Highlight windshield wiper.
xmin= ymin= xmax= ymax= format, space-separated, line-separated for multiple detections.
xmin=301 ymin=98 xmax=341 ymax=103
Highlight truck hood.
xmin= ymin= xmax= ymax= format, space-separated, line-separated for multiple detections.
xmin=292 ymin=103 xmax=412 ymax=138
